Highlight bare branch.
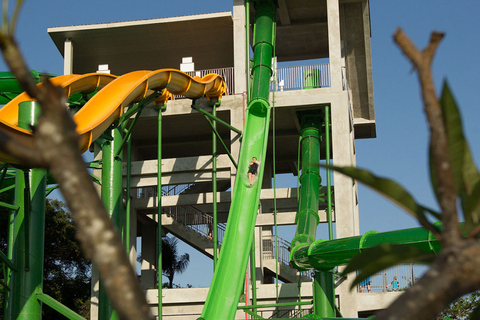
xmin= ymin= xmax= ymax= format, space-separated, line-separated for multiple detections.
xmin=394 ymin=28 xmax=460 ymax=245
xmin=0 ymin=129 xmax=46 ymax=168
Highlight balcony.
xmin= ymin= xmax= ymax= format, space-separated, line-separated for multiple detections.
xmin=178 ymin=63 xmax=349 ymax=97
xmin=273 ymin=63 xmax=331 ymax=91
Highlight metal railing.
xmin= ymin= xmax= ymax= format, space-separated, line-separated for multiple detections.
xmin=273 ymin=63 xmax=330 ymax=91
xmin=184 ymin=67 xmax=235 ymax=96
xmin=357 ymin=264 xmax=416 ymax=293
xmin=262 ymin=235 xmax=291 ymax=265
xmin=267 ymin=307 xmax=313 ymax=319
xmin=163 ymin=205 xmax=226 ymax=247
xmin=262 ymin=235 xmax=313 ymax=280
xmin=136 ymin=185 xmax=226 ymax=246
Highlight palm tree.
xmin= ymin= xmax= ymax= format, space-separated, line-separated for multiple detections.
xmin=162 ymin=236 xmax=190 ymax=288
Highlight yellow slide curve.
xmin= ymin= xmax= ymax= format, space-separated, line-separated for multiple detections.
xmin=0 ymin=69 xmax=227 ymax=166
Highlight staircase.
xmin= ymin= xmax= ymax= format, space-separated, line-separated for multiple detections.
xmin=139 ymin=185 xmax=309 ymax=283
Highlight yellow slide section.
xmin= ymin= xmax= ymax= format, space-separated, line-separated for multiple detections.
xmin=0 ymin=69 xmax=226 ymax=166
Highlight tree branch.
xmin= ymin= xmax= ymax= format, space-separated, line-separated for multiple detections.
xmin=375 ymin=240 xmax=480 ymax=320
xmin=394 ymin=28 xmax=460 ymax=245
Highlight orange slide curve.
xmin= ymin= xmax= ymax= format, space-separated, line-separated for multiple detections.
xmin=0 ymin=69 xmax=227 ymax=166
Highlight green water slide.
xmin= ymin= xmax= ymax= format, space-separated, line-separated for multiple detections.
xmin=199 ymin=1 xmax=276 ymax=319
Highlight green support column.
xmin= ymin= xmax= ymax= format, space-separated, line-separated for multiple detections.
xmin=212 ymin=104 xmax=218 ymax=268
xmin=99 ymin=124 xmax=123 ymax=320
xmin=289 ymin=111 xmax=336 ymax=318
xmin=6 ymin=101 xmax=46 ymax=320
xmin=313 ymin=271 xmax=335 ymax=318
xmin=291 ymin=111 xmax=322 ymax=255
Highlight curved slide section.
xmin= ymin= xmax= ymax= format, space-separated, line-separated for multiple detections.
xmin=0 ymin=73 xmax=117 ymax=164
xmin=0 ymin=69 xmax=226 ymax=166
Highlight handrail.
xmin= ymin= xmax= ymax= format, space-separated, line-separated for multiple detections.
xmin=274 ymin=63 xmax=330 ymax=91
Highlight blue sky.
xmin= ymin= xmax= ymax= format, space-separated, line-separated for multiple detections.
xmin=1 ymin=1 xmax=479 ymax=287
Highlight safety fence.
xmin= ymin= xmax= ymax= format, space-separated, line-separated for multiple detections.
xmin=262 ymin=235 xmax=313 ymax=281
xmin=273 ymin=63 xmax=330 ymax=91
xmin=184 ymin=67 xmax=235 ymax=96
xmin=357 ymin=263 xmax=416 ymax=293
xmin=262 ymin=235 xmax=291 ymax=265
xmin=175 ymin=63 xmax=354 ymax=96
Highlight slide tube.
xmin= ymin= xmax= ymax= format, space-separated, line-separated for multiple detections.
xmin=291 ymin=227 xmax=441 ymax=271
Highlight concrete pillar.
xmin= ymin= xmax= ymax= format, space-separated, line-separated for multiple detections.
xmin=233 ymin=0 xmax=247 ymax=94
xmin=327 ymin=0 xmax=343 ymax=92
xmin=331 ymin=93 xmax=359 ymax=317
xmin=63 ymin=39 xmax=73 ymax=75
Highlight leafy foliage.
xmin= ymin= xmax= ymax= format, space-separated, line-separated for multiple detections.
xmin=161 ymin=236 xmax=190 ymax=289
xmin=437 ymin=292 xmax=480 ymax=320
xmin=0 ymin=198 xmax=91 ymax=319
xmin=42 ymin=199 xmax=91 ymax=319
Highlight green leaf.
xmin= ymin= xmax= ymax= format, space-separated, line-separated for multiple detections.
xmin=439 ymin=81 xmax=466 ymax=196
xmin=463 ymin=182 xmax=480 ymax=233
xmin=440 ymin=82 xmax=480 ymax=228
xmin=341 ymin=244 xmax=436 ymax=289
xmin=328 ymin=165 xmax=440 ymax=233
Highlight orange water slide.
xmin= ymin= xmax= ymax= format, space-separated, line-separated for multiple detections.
xmin=0 ymin=69 xmax=227 ymax=166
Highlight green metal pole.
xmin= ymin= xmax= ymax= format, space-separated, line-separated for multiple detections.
xmin=191 ymin=105 xmax=242 ymax=135
xmin=6 ymin=101 xmax=46 ymax=320
xmin=246 ymin=0 xmax=251 ymax=101
xmin=325 ymin=106 xmax=333 ymax=241
xmin=99 ymin=123 xmax=123 ymax=320
xmin=250 ymin=234 xmax=257 ymax=315
xmin=36 ymin=293 xmax=85 ymax=320
xmin=212 ymin=104 xmax=218 ymax=268
xmin=126 ymin=136 xmax=132 ymax=254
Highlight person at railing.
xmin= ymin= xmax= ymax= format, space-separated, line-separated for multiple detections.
xmin=248 ymin=157 xmax=259 ymax=187
xmin=386 ymin=276 xmax=399 ymax=292
xmin=207 ymin=223 xmax=213 ymax=239
xmin=360 ymin=276 xmax=371 ymax=293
